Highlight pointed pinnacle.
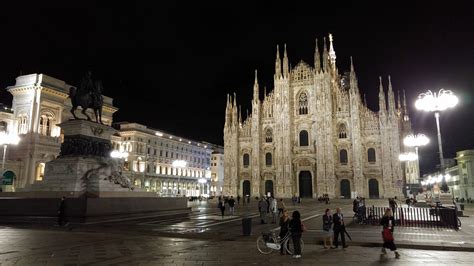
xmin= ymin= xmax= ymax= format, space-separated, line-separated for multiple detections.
xmin=276 ymin=44 xmax=280 ymax=58
xmin=350 ymin=56 xmax=354 ymax=72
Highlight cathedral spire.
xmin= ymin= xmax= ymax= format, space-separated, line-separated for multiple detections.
xmin=397 ymin=90 xmax=402 ymax=110
xmin=275 ymin=45 xmax=281 ymax=79
xmin=387 ymin=75 xmax=396 ymax=115
xmin=350 ymin=56 xmax=355 ymax=73
xmin=349 ymin=56 xmax=359 ymax=95
xmin=314 ymin=38 xmax=320 ymax=72
xmin=238 ymin=105 xmax=242 ymax=124
xmin=328 ymin=33 xmax=337 ymax=69
xmin=264 ymin=86 xmax=267 ymax=98
xmin=322 ymin=37 xmax=328 ymax=71
xmin=378 ymin=76 xmax=387 ymax=113
xmin=253 ymin=69 xmax=259 ymax=102
xmin=403 ymin=89 xmax=409 ymax=121
xmin=283 ymin=43 xmax=289 ymax=78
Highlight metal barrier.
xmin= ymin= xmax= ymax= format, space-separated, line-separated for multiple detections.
xmin=360 ymin=205 xmax=459 ymax=230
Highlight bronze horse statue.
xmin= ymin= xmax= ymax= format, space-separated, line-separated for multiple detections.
xmin=69 ymin=80 xmax=104 ymax=124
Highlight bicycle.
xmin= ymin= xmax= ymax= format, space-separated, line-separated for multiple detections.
xmin=256 ymin=231 xmax=304 ymax=255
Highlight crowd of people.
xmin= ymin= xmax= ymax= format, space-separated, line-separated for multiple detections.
xmin=214 ymin=194 xmax=401 ymax=259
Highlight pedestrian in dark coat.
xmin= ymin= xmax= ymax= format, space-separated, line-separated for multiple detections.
xmin=333 ymin=208 xmax=348 ymax=248
xmin=57 ymin=196 xmax=68 ymax=227
xmin=289 ymin=210 xmax=303 ymax=258
xmin=279 ymin=209 xmax=290 ymax=255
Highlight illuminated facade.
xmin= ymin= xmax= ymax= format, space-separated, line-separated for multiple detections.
xmin=0 ymin=74 xmax=116 ymax=191
xmin=223 ymin=35 xmax=416 ymax=199
xmin=111 ymin=122 xmax=213 ymax=196
xmin=210 ymin=147 xmax=224 ymax=196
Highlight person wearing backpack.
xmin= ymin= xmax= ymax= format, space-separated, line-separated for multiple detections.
xmin=322 ymin=208 xmax=335 ymax=249
xmin=289 ymin=210 xmax=304 ymax=258
xmin=380 ymin=208 xmax=400 ymax=259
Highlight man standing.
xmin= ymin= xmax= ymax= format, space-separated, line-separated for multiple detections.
xmin=237 ymin=195 xmax=241 ymax=205
xmin=270 ymin=196 xmax=278 ymax=224
xmin=333 ymin=208 xmax=348 ymax=248
xmin=258 ymin=197 xmax=268 ymax=224
xmin=228 ymin=196 xmax=236 ymax=216
xmin=57 ymin=196 xmax=68 ymax=227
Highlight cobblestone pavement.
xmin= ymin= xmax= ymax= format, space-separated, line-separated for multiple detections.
xmin=1 ymin=199 xmax=473 ymax=265
xmin=1 ymin=227 xmax=474 ymax=265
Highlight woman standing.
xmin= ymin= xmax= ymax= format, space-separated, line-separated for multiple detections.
xmin=279 ymin=209 xmax=290 ymax=255
xmin=380 ymin=208 xmax=400 ymax=258
xmin=277 ymin=199 xmax=286 ymax=216
xmin=322 ymin=208 xmax=334 ymax=249
xmin=289 ymin=210 xmax=303 ymax=258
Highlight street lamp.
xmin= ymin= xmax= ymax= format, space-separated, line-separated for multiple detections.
xmin=398 ymin=152 xmax=418 ymax=162
xmin=0 ymin=132 xmax=20 ymax=172
xmin=110 ymin=150 xmax=129 ymax=159
xmin=403 ymin=134 xmax=429 ymax=155
xmin=415 ymin=89 xmax=458 ymax=169
xmin=172 ymin=160 xmax=187 ymax=196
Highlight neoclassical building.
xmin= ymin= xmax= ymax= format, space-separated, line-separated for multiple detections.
xmin=0 ymin=73 xmax=117 ymax=191
xmin=223 ymin=35 xmax=417 ymax=199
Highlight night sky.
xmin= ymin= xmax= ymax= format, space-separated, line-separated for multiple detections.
xmin=1 ymin=1 xmax=473 ymax=174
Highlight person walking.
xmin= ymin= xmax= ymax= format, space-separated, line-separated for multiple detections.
xmin=57 ymin=196 xmax=68 ymax=227
xmin=237 ymin=195 xmax=241 ymax=205
xmin=218 ymin=198 xmax=226 ymax=219
xmin=381 ymin=208 xmax=400 ymax=258
xmin=279 ymin=209 xmax=290 ymax=255
xmin=228 ymin=196 xmax=236 ymax=216
xmin=270 ymin=196 xmax=278 ymax=224
xmin=333 ymin=208 xmax=348 ymax=248
xmin=258 ymin=197 xmax=268 ymax=224
xmin=277 ymin=199 xmax=286 ymax=216
xmin=322 ymin=208 xmax=334 ymax=249
xmin=292 ymin=195 xmax=297 ymax=206
xmin=289 ymin=210 xmax=303 ymax=258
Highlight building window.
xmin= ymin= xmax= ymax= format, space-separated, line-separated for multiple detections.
xmin=339 ymin=149 xmax=348 ymax=165
xmin=0 ymin=121 xmax=7 ymax=132
xmin=338 ymin=124 xmax=347 ymax=139
xmin=368 ymin=148 xmax=376 ymax=163
xmin=299 ymin=130 xmax=309 ymax=146
xmin=17 ymin=115 xmax=28 ymax=134
xmin=265 ymin=152 xmax=272 ymax=166
xmin=243 ymin=153 xmax=250 ymax=168
xmin=265 ymin=128 xmax=273 ymax=143
xmin=298 ymin=92 xmax=308 ymax=115
xmin=36 ymin=163 xmax=45 ymax=181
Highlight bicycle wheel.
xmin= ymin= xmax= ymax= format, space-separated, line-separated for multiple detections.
xmin=256 ymin=236 xmax=273 ymax=254
xmin=285 ymin=237 xmax=304 ymax=255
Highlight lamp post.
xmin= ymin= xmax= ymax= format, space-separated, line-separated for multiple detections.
xmin=0 ymin=132 xmax=20 ymax=172
xmin=415 ymin=89 xmax=458 ymax=169
xmin=172 ymin=160 xmax=187 ymax=196
xmin=403 ymin=133 xmax=429 ymax=192
xmin=0 ymin=132 xmax=20 ymax=189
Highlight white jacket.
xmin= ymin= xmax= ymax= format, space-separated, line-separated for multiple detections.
xmin=270 ymin=198 xmax=278 ymax=212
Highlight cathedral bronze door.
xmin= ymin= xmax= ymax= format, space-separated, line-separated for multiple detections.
xmin=340 ymin=179 xmax=351 ymax=199
xmin=368 ymin=179 xmax=380 ymax=199
xmin=243 ymin=180 xmax=251 ymax=197
xmin=265 ymin=180 xmax=274 ymax=197
xmin=298 ymin=171 xmax=313 ymax=198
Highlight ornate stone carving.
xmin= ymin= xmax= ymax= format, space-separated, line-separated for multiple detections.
xmin=60 ymin=135 xmax=111 ymax=157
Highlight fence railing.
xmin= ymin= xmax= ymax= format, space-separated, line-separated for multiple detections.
xmin=355 ymin=205 xmax=459 ymax=230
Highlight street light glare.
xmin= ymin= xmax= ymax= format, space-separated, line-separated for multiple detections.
xmin=415 ymin=89 xmax=458 ymax=112
xmin=403 ymin=134 xmax=429 ymax=147
xmin=399 ymin=152 xmax=418 ymax=161
xmin=172 ymin=160 xmax=187 ymax=168
xmin=0 ymin=132 xmax=21 ymax=145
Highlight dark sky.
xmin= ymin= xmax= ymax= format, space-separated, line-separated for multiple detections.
xmin=1 ymin=1 xmax=473 ymax=174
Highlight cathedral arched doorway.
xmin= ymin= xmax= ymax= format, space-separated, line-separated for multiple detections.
xmin=340 ymin=179 xmax=351 ymax=199
xmin=298 ymin=171 xmax=313 ymax=198
xmin=265 ymin=180 xmax=274 ymax=197
xmin=242 ymin=180 xmax=251 ymax=197
xmin=368 ymin=179 xmax=380 ymax=199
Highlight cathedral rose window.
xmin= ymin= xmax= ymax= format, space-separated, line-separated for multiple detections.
xmin=298 ymin=92 xmax=308 ymax=115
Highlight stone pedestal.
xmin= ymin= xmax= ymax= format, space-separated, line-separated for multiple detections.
xmin=24 ymin=119 xmax=135 ymax=196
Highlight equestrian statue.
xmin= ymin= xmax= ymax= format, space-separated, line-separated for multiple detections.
xmin=69 ymin=71 xmax=104 ymax=124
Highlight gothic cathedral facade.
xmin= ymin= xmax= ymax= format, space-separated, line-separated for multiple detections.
xmin=223 ymin=35 xmax=417 ymax=199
